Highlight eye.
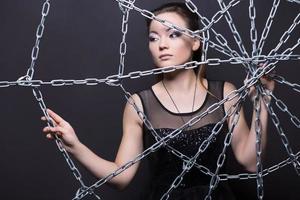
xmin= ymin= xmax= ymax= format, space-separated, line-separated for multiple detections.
xmin=149 ymin=36 xmax=157 ymax=42
xmin=169 ymin=31 xmax=182 ymax=39
xmin=149 ymin=33 xmax=159 ymax=42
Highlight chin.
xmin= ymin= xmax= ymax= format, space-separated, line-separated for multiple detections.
xmin=156 ymin=61 xmax=181 ymax=68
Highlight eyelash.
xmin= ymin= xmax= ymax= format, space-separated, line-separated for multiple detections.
xmin=149 ymin=36 xmax=158 ymax=42
xmin=169 ymin=31 xmax=182 ymax=38
xmin=148 ymin=31 xmax=182 ymax=42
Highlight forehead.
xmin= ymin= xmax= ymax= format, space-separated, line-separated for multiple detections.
xmin=149 ymin=12 xmax=188 ymax=32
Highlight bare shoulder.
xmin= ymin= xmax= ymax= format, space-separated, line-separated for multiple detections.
xmin=123 ymin=93 xmax=144 ymax=127
xmin=223 ymin=81 xmax=239 ymax=110
xmin=223 ymin=81 xmax=237 ymax=97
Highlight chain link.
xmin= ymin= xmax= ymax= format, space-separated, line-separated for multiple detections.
xmin=286 ymin=0 xmax=300 ymax=4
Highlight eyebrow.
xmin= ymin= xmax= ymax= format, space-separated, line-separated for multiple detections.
xmin=149 ymin=27 xmax=174 ymax=34
xmin=166 ymin=27 xmax=172 ymax=32
xmin=149 ymin=30 xmax=158 ymax=35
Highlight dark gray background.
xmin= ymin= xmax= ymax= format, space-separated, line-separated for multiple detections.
xmin=0 ymin=0 xmax=299 ymax=199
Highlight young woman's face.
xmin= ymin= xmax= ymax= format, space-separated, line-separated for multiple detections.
xmin=148 ymin=12 xmax=200 ymax=68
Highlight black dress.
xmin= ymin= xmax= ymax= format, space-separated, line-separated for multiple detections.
xmin=137 ymin=80 xmax=236 ymax=200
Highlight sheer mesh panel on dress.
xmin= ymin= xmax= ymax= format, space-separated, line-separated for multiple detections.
xmin=137 ymin=80 xmax=226 ymax=131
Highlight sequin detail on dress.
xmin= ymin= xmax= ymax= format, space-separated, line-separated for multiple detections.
xmin=154 ymin=124 xmax=217 ymax=158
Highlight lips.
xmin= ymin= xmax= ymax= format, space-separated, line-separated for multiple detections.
xmin=159 ymin=54 xmax=172 ymax=60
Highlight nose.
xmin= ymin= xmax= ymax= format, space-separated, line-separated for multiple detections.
xmin=159 ymin=37 xmax=169 ymax=50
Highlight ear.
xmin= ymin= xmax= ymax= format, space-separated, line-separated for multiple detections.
xmin=192 ymin=38 xmax=201 ymax=51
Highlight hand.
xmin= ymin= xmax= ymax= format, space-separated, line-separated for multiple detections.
xmin=246 ymin=63 xmax=276 ymax=101
xmin=42 ymin=109 xmax=80 ymax=152
xmin=260 ymin=71 xmax=275 ymax=92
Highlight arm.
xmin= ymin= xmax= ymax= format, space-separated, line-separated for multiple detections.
xmin=42 ymin=94 xmax=144 ymax=190
xmin=224 ymin=79 xmax=274 ymax=172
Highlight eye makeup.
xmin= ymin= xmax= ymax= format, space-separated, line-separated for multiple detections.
xmin=169 ymin=31 xmax=182 ymax=38
xmin=149 ymin=32 xmax=159 ymax=42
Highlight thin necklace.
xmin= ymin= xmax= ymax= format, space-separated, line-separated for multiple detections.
xmin=162 ymin=75 xmax=198 ymax=127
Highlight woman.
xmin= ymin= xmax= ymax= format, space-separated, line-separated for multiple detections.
xmin=42 ymin=2 xmax=274 ymax=199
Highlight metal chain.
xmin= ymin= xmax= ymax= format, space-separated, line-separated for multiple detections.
xmin=116 ymin=0 xmax=241 ymax=57
xmin=119 ymin=84 xmax=217 ymax=177
xmin=217 ymin=0 xmax=250 ymax=58
xmin=259 ymin=87 xmax=300 ymax=175
xmin=117 ymin=0 xmax=136 ymax=76
xmin=32 ymin=88 xmax=101 ymax=199
xmin=254 ymin=86 xmax=264 ymax=200
xmin=23 ymin=0 xmax=51 ymax=80
xmin=160 ymin=89 xmax=247 ymax=200
xmin=218 ymin=77 xmax=300 ymax=182
xmin=205 ymin=94 xmax=245 ymax=200
xmin=73 ymin=82 xmax=251 ymax=199
xmin=256 ymin=0 xmax=281 ymax=56
xmin=2 ymin=54 xmax=299 ymax=89
xmin=185 ymin=0 xmax=241 ymax=33
xmin=11 ymin=57 xmax=300 ymax=200
xmin=249 ymin=0 xmax=258 ymax=57
xmin=120 ymin=84 xmax=251 ymax=183
xmin=258 ymin=38 xmax=300 ymax=82
xmin=185 ymin=0 xmax=251 ymax=72
xmin=273 ymin=75 xmax=300 ymax=93
xmin=219 ymin=150 xmax=300 ymax=180
xmin=2 ymin=0 xmax=300 ymax=199
xmin=25 ymin=2 xmax=101 ymax=199
xmin=269 ymin=13 xmax=300 ymax=56
xmin=201 ymin=28 xmax=210 ymax=62
xmin=287 ymin=0 xmax=300 ymax=4
xmin=269 ymin=92 xmax=300 ymax=128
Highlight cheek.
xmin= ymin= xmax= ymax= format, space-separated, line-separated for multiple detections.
xmin=148 ymin=44 xmax=160 ymax=64
xmin=176 ymin=41 xmax=193 ymax=57
xmin=149 ymin=43 xmax=158 ymax=57
xmin=173 ymin=36 xmax=191 ymax=49
xmin=148 ymin=43 xmax=153 ymax=54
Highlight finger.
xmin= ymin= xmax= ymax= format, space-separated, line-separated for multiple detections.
xmin=249 ymin=85 xmax=255 ymax=95
xmin=261 ymin=74 xmax=273 ymax=81
xmin=41 ymin=116 xmax=49 ymax=121
xmin=46 ymin=109 xmax=64 ymax=124
xmin=43 ymin=126 xmax=63 ymax=136
xmin=266 ymin=70 xmax=276 ymax=78
xmin=46 ymin=133 xmax=53 ymax=139
xmin=41 ymin=116 xmax=57 ymax=127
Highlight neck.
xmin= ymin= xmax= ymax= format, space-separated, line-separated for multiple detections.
xmin=162 ymin=69 xmax=198 ymax=93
